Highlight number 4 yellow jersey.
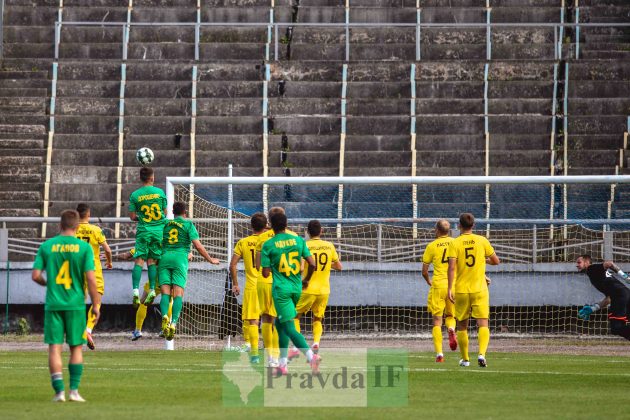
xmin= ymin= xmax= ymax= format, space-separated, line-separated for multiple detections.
xmin=303 ymin=238 xmax=339 ymax=295
xmin=447 ymin=232 xmax=495 ymax=294
xmin=76 ymin=222 xmax=107 ymax=273
xmin=422 ymin=235 xmax=453 ymax=289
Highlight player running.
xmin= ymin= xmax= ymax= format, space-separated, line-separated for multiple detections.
xmin=159 ymin=202 xmax=220 ymax=340
xmin=75 ymin=203 xmax=112 ymax=351
xmin=261 ymin=212 xmax=320 ymax=376
xmin=229 ymin=212 xmax=267 ymax=363
xmin=576 ymin=255 xmax=630 ymax=340
xmin=32 ymin=210 xmax=100 ymax=402
xmin=422 ymin=219 xmax=457 ymax=363
xmin=447 ymin=213 xmax=500 ymax=368
xmin=291 ymin=220 xmax=342 ymax=357
xmin=129 ymin=167 xmax=167 ymax=308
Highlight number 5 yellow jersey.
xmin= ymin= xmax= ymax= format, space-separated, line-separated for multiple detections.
xmin=422 ymin=235 xmax=453 ymax=289
xmin=303 ymin=238 xmax=339 ymax=295
xmin=76 ymin=222 xmax=107 ymax=272
xmin=128 ymin=185 xmax=167 ymax=233
xmin=447 ymin=232 xmax=495 ymax=294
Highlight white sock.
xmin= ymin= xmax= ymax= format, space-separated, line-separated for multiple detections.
xmin=306 ymin=349 xmax=314 ymax=363
xmin=86 ymin=327 xmax=92 ymax=334
xmin=133 ymin=288 xmax=139 ymax=296
xmin=279 ymin=357 xmax=288 ymax=367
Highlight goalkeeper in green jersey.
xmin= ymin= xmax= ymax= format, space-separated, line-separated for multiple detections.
xmin=128 ymin=167 xmax=167 ymax=308
xmin=159 ymin=202 xmax=220 ymax=340
xmin=261 ymin=211 xmax=321 ymax=376
xmin=32 ymin=210 xmax=100 ymax=402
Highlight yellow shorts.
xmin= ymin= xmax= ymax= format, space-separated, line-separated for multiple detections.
xmin=143 ymin=281 xmax=161 ymax=295
xmin=296 ymin=293 xmax=329 ymax=318
xmin=257 ymin=282 xmax=277 ymax=317
xmin=84 ymin=271 xmax=105 ymax=295
xmin=454 ymin=290 xmax=489 ymax=321
xmin=427 ymin=287 xmax=454 ymax=317
xmin=242 ymin=287 xmax=260 ymax=320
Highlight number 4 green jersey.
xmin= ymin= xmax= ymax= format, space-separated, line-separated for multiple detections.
xmin=163 ymin=217 xmax=199 ymax=253
xmin=129 ymin=185 xmax=167 ymax=234
xmin=261 ymin=232 xmax=312 ymax=292
xmin=33 ymin=235 xmax=95 ymax=311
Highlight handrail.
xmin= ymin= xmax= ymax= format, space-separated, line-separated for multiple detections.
xmin=52 ymin=21 xmax=630 ymax=27
xmin=0 ymin=0 xmax=4 ymax=59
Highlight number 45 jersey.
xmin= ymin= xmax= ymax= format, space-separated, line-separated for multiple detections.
xmin=303 ymin=238 xmax=339 ymax=295
xmin=261 ymin=232 xmax=312 ymax=293
xmin=447 ymin=232 xmax=495 ymax=294
xmin=128 ymin=185 xmax=167 ymax=234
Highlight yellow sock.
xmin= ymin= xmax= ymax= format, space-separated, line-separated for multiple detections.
xmin=313 ymin=320 xmax=323 ymax=344
xmin=432 ymin=326 xmax=443 ymax=354
xmin=86 ymin=303 xmax=100 ymax=332
xmin=135 ymin=304 xmax=147 ymax=331
xmin=261 ymin=323 xmax=273 ymax=359
xmin=248 ymin=324 xmax=259 ymax=356
xmin=445 ymin=316 xmax=456 ymax=331
xmin=243 ymin=320 xmax=250 ymax=342
xmin=294 ymin=318 xmax=301 ymax=333
xmin=271 ymin=325 xmax=280 ymax=359
xmin=168 ymin=297 xmax=173 ymax=320
xmin=478 ymin=326 xmax=490 ymax=357
xmin=457 ymin=330 xmax=469 ymax=361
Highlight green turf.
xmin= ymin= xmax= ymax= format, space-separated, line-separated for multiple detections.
xmin=0 ymin=350 xmax=628 ymax=419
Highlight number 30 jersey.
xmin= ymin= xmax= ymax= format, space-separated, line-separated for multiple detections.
xmin=447 ymin=232 xmax=495 ymax=294
xmin=162 ymin=216 xmax=199 ymax=254
xmin=128 ymin=185 xmax=167 ymax=234
xmin=303 ymin=238 xmax=339 ymax=295
xmin=422 ymin=235 xmax=453 ymax=289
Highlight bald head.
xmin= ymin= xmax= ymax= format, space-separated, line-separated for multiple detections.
xmin=435 ymin=219 xmax=450 ymax=237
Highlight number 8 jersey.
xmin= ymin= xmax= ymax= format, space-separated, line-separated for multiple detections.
xmin=128 ymin=185 xmax=167 ymax=234
xmin=447 ymin=232 xmax=495 ymax=294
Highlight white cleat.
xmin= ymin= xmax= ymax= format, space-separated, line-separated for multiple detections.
xmin=478 ymin=355 xmax=487 ymax=368
xmin=52 ymin=392 xmax=65 ymax=402
xmin=68 ymin=391 xmax=86 ymax=402
xmin=459 ymin=359 xmax=470 ymax=367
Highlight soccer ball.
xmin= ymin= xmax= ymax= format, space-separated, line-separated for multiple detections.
xmin=136 ymin=147 xmax=154 ymax=166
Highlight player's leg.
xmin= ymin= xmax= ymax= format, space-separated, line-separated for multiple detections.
xmin=427 ymin=288 xmax=445 ymax=361
xmin=45 ymin=310 xmax=65 ymax=401
xmin=242 ymin=287 xmax=261 ymax=362
xmin=66 ymin=309 xmax=87 ymax=402
xmin=472 ymin=290 xmax=491 ymax=367
xmin=311 ymin=294 xmax=329 ymax=352
xmin=258 ymin=282 xmax=277 ymax=366
xmin=290 ymin=293 xmax=315 ymax=359
xmin=158 ymin=260 xmax=173 ymax=337
xmin=85 ymin=273 xmax=104 ymax=350
xmin=608 ymin=293 xmax=630 ymax=340
xmin=454 ymin=293 xmax=471 ymax=366
xmin=144 ymin=258 xmax=159 ymax=305
xmin=444 ymin=292 xmax=457 ymax=351
xmin=132 ymin=281 xmax=151 ymax=340
xmin=145 ymin=234 xmax=163 ymax=294
xmin=273 ymin=290 xmax=317 ymax=373
xmin=132 ymin=235 xmax=148 ymax=306
xmin=165 ymin=259 xmax=188 ymax=339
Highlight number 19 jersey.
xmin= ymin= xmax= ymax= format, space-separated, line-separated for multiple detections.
xmin=447 ymin=232 xmax=495 ymax=294
xmin=129 ymin=185 xmax=167 ymax=234
xmin=303 ymin=238 xmax=339 ymax=295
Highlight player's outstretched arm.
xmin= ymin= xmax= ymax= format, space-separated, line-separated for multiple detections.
xmin=102 ymin=241 xmax=113 ymax=269
xmin=192 ymin=239 xmax=220 ymax=265
xmin=603 ymin=261 xmax=629 ymax=281
xmin=447 ymin=258 xmax=456 ymax=303
xmin=332 ymin=260 xmax=342 ymax=271
xmin=303 ymin=256 xmax=316 ymax=289
xmin=228 ymin=254 xmax=241 ymax=296
xmin=487 ymin=253 xmax=500 ymax=266
xmin=85 ymin=270 xmax=101 ymax=324
xmin=421 ymin=263 xmax=432 ymax=286
xmin=31 ymin=269 xmax=46 ymax=286
xmin=578 ymin=296 xmax=611 ymax=321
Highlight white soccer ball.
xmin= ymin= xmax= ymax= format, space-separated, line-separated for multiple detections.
xmin=136 ymin=147 xmax=154 ymax=166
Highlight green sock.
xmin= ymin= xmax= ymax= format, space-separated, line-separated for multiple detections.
xmin=68 ymin=364 xmax=83 ymax=391
xmin=171 ymin=296 xmax=183 ymax=324
xmin=132 ymin=265 xmax=142 ymax=290
xmin=282 ymin=318 xmax=310 ymax=353
xmin=274 ymin=320 xmax=290 ymax=359
xmin=160 ymin=294 xmax=171 ymax=318
xmin=147 ymin=264 xmax=158 ymax=290
xmin=51 ymin=372 xmax=64 ymax=393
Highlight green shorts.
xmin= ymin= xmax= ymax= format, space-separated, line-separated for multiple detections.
xmin=271 ymin=286 xmax=301 ymax=323
xmin=44 ymin=309 xmax=87 ymax=346
xmin=134 ymin=230 xmax=163 ymax=261
xmin=158 ymin=252 xmax=189 ymax=288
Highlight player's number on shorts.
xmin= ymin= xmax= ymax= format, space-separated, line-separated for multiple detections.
xmin=55 ymin=260 xmax=72 ymax=290
xmin=279 ymin=251 xmax=300 ymax=276
xmin=441 ymin=248 xmax=448 ymax=264
xmin=139 ymin=203 xmax=163 ymax=223
xmin=168 ymin=228 xmax=178 ymax=244
xmin=313 ymin=252 xmax=329 ymax=271
xmin=464 ymin=247 xmax=476 ymax=267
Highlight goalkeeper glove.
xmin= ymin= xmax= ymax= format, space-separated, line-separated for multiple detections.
xmin=578 ymin=303 xmax=600 ymax=321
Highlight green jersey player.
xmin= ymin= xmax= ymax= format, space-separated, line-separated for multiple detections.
xmin=261 ymin=211 xmax=320 ymax=376
xmin=128 ymin=167 xmax=167 ymax=307
xmin=159 ymin=201 xmax=220 ymax=340
xmin=32 ymin=209 xmax=100 ymax=402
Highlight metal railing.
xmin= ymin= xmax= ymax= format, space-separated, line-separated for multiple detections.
xmin=52 ymin=21 xmax=630 ymax=63
xmin=0 ymin=0 xmax=4 ymax=60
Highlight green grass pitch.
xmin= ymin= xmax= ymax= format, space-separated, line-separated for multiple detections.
xmin=1 ymin=350 xmax=628 ymax=419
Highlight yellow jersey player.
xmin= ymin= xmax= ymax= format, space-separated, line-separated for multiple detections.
xmin=229 ymin=212 xmax=267 ymax=363
xmin=447 ymin=213 xmax=499 ymax=368
xmin=292 ymin=220 xmax=341 ymax=357
xmin=75 ymin=203 xmax=112 ymax=351
xmin=422 ymin=219 xmax=456 ymax=363
xmin=254 ymin=207 xmax=298 ymax=367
